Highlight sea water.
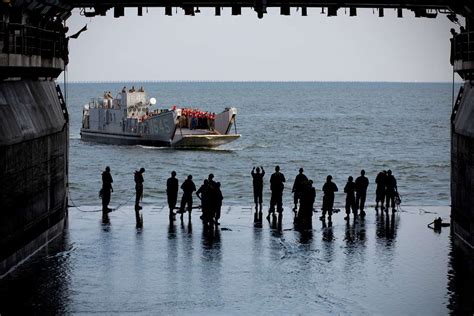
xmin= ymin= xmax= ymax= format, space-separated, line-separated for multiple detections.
xmin=67 ymin=82 xmax=454 ymax=208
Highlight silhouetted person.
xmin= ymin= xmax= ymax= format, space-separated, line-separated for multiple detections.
xmin=179 ymin=175 xmax=196 ymax=220
xmin=101 ymin=166 xmax=113 ymax=213
xmin=297 ymin=180 xmax=316 ymax=227
xmin=344 ymin=176 xmax=356 ymax=220
xmin=355 ymin=169 xmax=369 ymax=217
xmin=320 ymin=175 xmax=338 ymax=221
xmin=251 ymin=166 xmax=265 ymax=211
xmin=197 ymin=179 xmax=211 ymax=224
xmin=267 ymin=165 xmax=285 ymax=220
xmin=208 ymin=173 xmax=217 ymax=187
xmin=375 ymin=170 xmax=387 ymax=210
xmin=385 ymin=170 xmax=398 ymax=212
xmin=167 ymin=171 xmax=179 ymax=221
xmin=292 ymin=168 xmax=308 ymax=213
xmin=134 ymin=167 xmax=145 ymax=210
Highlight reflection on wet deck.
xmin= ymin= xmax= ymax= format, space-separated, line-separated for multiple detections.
xmin=0 ymin=205 xmax=472 ymax=314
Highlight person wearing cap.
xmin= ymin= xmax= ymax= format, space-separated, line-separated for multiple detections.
xmin=101 ymin=166 xmax=113 ymax=213
xmin=320 ymin=175 xmax=338 ymax=221
xmin=292 ymin=168 xmax=308 ymax=213
xmin=134 ymin=167 xmax=145 ymax=210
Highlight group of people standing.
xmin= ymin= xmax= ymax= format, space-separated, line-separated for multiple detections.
xmin=170 ymin=173 xmax=224 ymax=226
xmin=251 ymin=166 xmax=398 ymax=225
xmin=101 ymin=167 xmax=224 ymax=227
xmin=100 ymin=165 xmax=398 ymax=227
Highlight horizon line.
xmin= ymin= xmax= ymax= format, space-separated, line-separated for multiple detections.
xmin=58 ymin=79 xmax=460 ymax=84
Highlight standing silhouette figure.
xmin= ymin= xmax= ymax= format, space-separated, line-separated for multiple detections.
xmin=267 ymin=165 xmax=286 ymax=220
xmin=134 ymin=167 xmax=145 ymax=210
xmin=375 ymin=170 xmax=387 ymax=210
xmin=385 ymin=170 xmax=398 ymax=212
xmin=167 ymin=171 xmax=179 ymax=221
xmin=344 ymin=176 xmax=356 ymax=220
xmin=101 ymin=166 xmax=113 ymax=213
xmin=355 ymin=170 xmax=369 ymax=217
xmin=179 ymin=175 xmax=196 ymax=220
xmin=320 ymin=175 xmax=338 ymax=221
xmin=292 ymin=168 xmax=308 ymax=214
xmin=251 ymin=166 xmax=265 ymax=211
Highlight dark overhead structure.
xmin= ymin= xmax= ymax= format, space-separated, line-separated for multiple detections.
xmin=56 ymin=0 xmax=474 ymax=20
xmin=1 ymin=0 xmax=474 ymax=277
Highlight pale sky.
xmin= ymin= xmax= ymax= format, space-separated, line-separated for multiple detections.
xmin=66 ymin=8 xmax=460 ymax=82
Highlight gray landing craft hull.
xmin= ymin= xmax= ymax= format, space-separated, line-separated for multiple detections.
xmin=80 ymin=130 xmax=171 ymax=147
xmin=81 ymin=105 xmax=240 ymax=148
xmin=80 ymin=130 xmax=241 ymax=148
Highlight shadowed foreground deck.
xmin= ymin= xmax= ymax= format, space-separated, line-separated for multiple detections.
xmin=0 ymin=205 xmax=472 ymax=314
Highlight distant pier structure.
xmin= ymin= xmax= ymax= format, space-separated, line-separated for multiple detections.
xmin=1 ymin=1 xmax=474 ymax=276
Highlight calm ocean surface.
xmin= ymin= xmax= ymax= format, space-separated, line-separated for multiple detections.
xmin=66 ymin=82 xmax=455 ymax=209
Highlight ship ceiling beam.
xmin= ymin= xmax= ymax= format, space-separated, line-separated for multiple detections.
xmin=66 ymin=2 xmax=451 ymax=8
xmin=59 ymin=0 xmax=474 ymax=18
xmin=2 ymin=1 xmax=473 ymax=18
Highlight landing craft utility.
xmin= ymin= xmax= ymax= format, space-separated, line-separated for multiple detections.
xmin=81 ymin=87 xmax=240 ymax=148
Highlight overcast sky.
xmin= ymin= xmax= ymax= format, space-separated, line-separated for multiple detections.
xmin=66 ymin=8 xmax=460 ymax=82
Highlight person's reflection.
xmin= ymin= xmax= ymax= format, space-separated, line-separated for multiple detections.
xmin=270 ymin=213 xmax=283 ymax=232
xmin=166 ymin=222 xmax=178 ymax=280
xmin=180 ymin=215 xmax=192 ymax=234
xmin=270 ymin=213 xmax=278 ymax=230
xmin=322 ymin=219 xmax=334 ymax=242
xmin=374 ymin=208 xmax=399 ymax=276
xmin=357 ymin=217 xmax=366 ymax=242
xmin=102 ymin=211 xmax=110 ymax=227
xmin=254 ymin=208 xmax=263 ymax=228
xmin=294 ymin=214 xmax=313 ymax=243
xmin=201 ymin=226 xmax=223 ymax=304
xmin=299 ymin=228 xmax=313 ymax=244
xmin=180 ymin=216 xmax=193 ymax=279
xmin=168 ymin=222 xmax=176 ymax=236
xmin=376 ymin=209 xmax=398 ymax=240
xmin=321 ymin=219 xmax=335 ymax=263
xmin=345 ymin=219 xmax=355 ymax=243
xmin=135 ymin=206 xmax=143 ymax=229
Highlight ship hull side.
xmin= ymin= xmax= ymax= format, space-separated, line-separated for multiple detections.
xmin=80 ymin=130 xmax=171 ymax=147
xmin=452 ymin=82 xmax=474 ymax=256
xmin=0 ymin=80 xmax=68 ymax=277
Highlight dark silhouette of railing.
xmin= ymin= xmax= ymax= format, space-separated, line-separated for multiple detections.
xmin=0 ymin=22 xmax=66 ymax=60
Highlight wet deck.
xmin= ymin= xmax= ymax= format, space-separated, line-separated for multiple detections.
xmin=0 ymin=205 xmax=472 ymax=314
